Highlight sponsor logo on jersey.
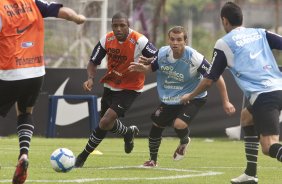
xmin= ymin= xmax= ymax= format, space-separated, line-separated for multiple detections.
xmin=16 ymin=24 xmax=32 ymax=34
xmin=233 ymin=32 xmax=262 ymax=47
xmin=146 ymin=43 xmax=157 ymax=54
xmin=91 ymin=45 xmax=100 ymax=61
xmin=21 ymin=41 xmax=34 ymax=48
xmin=129 ymin=38 xmax=136 ymax=44
xmin=107 ymin=36 xmax=115 ymax=42
xmin=201 ymin=63 xmax=209 ymax=72
xmin=263 ymin=64 xmax=273 ymax=70
xmin=249 ymin=49 xmax=263 ymax=59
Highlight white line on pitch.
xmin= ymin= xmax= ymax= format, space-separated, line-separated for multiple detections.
xmin=0 ymin=166 xmax=222 ymax=183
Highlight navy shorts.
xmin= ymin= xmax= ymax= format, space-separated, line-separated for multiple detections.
xmin=0 ymin=76 xmax=44 ymax=117
xmin=151 ymin=97 xmax=207 ymax=127
xmin=100 ymin=87 xmax=141 ymax=118
xmin=252 ymin=90 xmax=282 ymax=136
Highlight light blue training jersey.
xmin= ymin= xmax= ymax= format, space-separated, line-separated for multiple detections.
xmin=156 ymin=46 xmax=208 ymax=105
xmin=214 ymin=27 xmax=282 ymax=104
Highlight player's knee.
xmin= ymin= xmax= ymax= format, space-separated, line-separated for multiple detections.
xmin=260 ymin=141 xmax=271 ymax=155
xmin=261 ymin=147 xmax=270 ymax=156
xmin=240 ymin=108 xmax=253 ymax=126
xmin=173 ymin=120 xmax=187 ymax=129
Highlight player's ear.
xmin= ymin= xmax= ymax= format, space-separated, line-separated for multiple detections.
xmin=185 ymin=38 xmax=188 ymax=45
xmin=126 ymin=18 xmax=130 ymax=27
xmin=221 ymin=17 xmax=228 ymax=26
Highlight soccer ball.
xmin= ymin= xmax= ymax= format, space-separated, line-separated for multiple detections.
xmin=50 ymin=148 xmax=75 ymax=172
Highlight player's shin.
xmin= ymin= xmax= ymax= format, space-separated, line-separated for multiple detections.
xmin=17 ymin=113 xmax=34 ymax=158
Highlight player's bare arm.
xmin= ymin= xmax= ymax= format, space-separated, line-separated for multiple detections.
xmin=58 ymin=7 xmax=86 ymax=24
xmin=83 ymin=62 xmax=97 ymax=91
xmin=215 ymin=76 xmax=236 ymax=115
xmin=138 ymin=55 xmax=155 ymax=65
xmin=180 ymin=78 xmax=213 ymax=104
xmin=128 ymin=56 xmax=153 ymax=74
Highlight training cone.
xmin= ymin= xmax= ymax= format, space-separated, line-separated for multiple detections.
xmin=90 ymin=150 xmax=103 ymax=155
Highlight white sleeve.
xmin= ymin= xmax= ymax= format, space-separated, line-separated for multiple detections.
xmin=215 ymin=39 xmax=234 ymax=67
xmin=190 ymin=48 xmax=204 ymax=67
xmin=137 ymin=35 xmax=149 ymax=50
xmin=99 ymin=34 xmax=107 ymax=49
xmin=134 ymin=35 xmax=149 ymax=62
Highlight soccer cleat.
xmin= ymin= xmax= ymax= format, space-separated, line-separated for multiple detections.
xmin=173 ymin=137 xmax=190 ymax=161
xmin=74 ymin=153 xmax=86 ymax=168
xmin=143 ymin=160 xmax=158 ymax=167
xmin=12 ymin=158 xmax=29 ymax=184
xmin=124 ymin=126 xmax=139 ymax=154
xmin=230 ymin=173 xmax=258 ymax=184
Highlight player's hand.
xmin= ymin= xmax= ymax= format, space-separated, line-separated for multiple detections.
xmin=128 ymin=62 xmax=146 ymax=72
xmin=180 ymin=93 xmax=192 ymax=105
xmin=138 ymin=56 xmax=154 ymax=65
xmin=222 ymin=101 xmax=236 ymax=116
xmin=75 ymin=14 xmax=86 ymax=24
xmin=83 ymin=79 xmax=93 ymax=91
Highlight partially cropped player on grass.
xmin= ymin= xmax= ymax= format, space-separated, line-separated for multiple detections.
xmin=180 ymin=2 xmax=282 ymax=184
xmin=0 ymin=0 xmax=85 ymax=183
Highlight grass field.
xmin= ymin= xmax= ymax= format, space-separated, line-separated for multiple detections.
xmin=0 ymin=137 xmax=281 ymax=184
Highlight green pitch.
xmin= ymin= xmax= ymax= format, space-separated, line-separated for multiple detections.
xmin=0 ymin=137 xmax=281 ymax=184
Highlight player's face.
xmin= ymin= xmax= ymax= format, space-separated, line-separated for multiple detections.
xmin=112 ymin=18 xmax=129 ymax=42
xmin=168 ymin=32 xmax=186 ymax=57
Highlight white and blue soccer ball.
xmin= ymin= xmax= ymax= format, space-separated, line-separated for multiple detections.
xmin=50 ymin=148 xmax=75 ymax=173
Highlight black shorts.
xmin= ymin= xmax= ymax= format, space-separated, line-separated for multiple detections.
xmin=252 ymin=90 xmax=282 ymax=136
xmin=100 ymin=87 xmax=141 ymax=118
xmin=151 ymin=97 xmax=207 ymax=127
xmin=0 ymin=76 xmax=44 ymax=117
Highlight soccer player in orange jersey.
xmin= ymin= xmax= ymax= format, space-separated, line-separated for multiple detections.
xmin=75 ymin=12 xmax=157 ymax=168
xmin=0 ymin=1 xmax=85 ymax=183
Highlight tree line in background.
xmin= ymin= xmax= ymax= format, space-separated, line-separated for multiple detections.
xmin=44 ymin=0 xmax=282 ymax=67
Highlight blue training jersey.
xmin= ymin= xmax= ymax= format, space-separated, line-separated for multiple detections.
xmin=208 ymin=27 xmax=282 ymax=104
xmin=154 ymin=46 xmax=210 ymax=105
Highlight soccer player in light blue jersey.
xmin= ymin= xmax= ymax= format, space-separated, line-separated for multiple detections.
xmin=181 ymin=2 xmax=282 ymax=184
xmin=129 ymin=26 xmax=235 ymax=167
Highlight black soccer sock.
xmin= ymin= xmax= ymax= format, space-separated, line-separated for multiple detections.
xmin=174 ymin=127 xmax=190 ymax=144
xmin=81 ymin=126 xmax=107 ymax=158
xmin=111 ymin=119 xmax=128 ymax=136
xmin=269 ymin=143 xmax=282 ymax=162
xmin=148 ymin=125 xmax=164 ymax=162
xmin=242 ymin=125 xmax=259 ymax=176
xmin=17 ymin=113 xmax=34 ymax=159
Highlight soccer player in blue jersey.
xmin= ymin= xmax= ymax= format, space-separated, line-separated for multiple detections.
xmin=180 ymin=2 xmax=282 ymax=184
xmin=129 ymin=26 xmax=236 ymax=167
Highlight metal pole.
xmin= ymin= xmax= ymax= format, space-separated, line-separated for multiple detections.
xmin=100 ymin=0 xmax=108 ymax=68
xmin=188 ymin=8 xmax=193 ymax=46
